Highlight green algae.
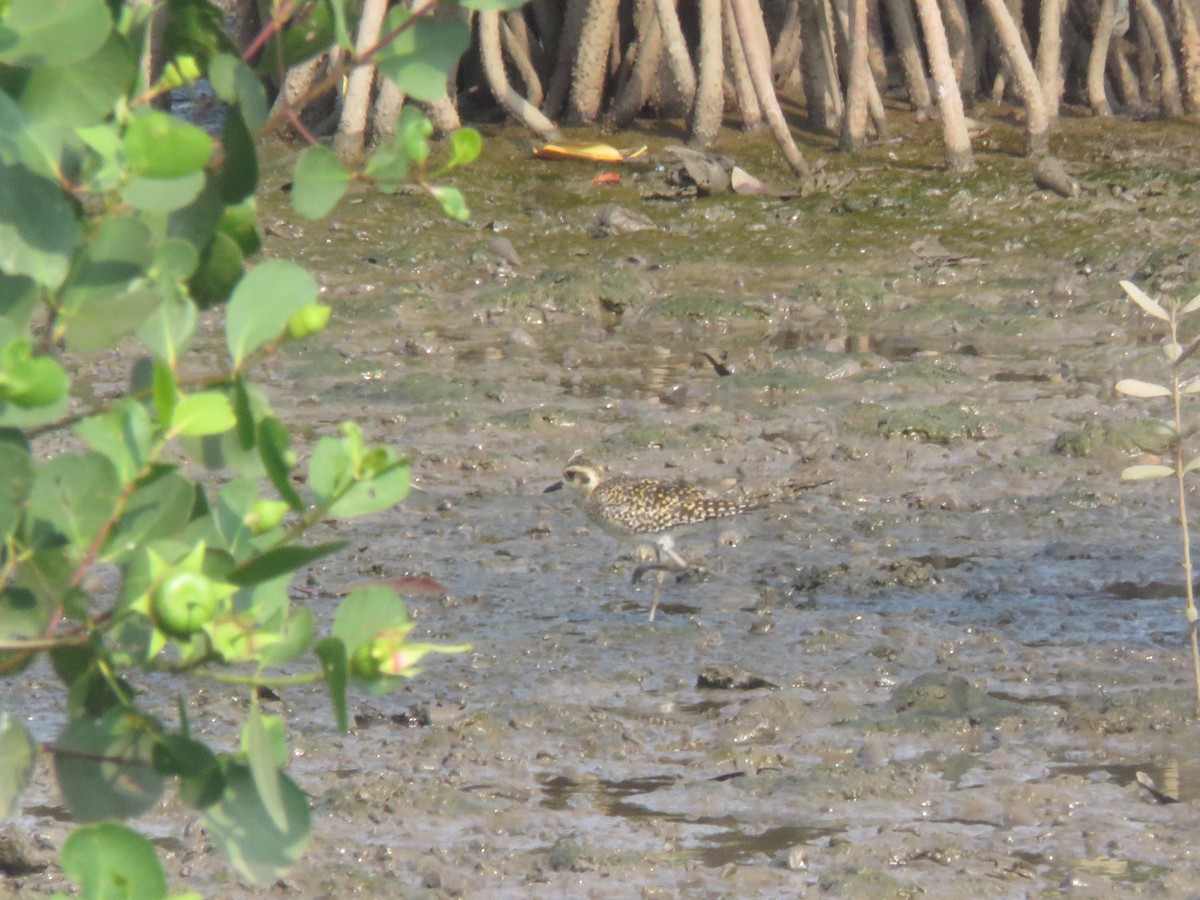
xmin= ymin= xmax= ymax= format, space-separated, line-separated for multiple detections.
xmin=1054 ymin=418 xmax=1176 ymax=457
xmin=847 ymin=401 xmax=996 ymax=444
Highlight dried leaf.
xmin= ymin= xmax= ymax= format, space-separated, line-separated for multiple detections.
xmin=1184 ymin=457 xmax=1200 ymax=473
xmin=1121 ymin=280 xmax=1170 ymax=321
xmin=1182 ymin=292 xmax=1200 ymax=315
xmin=1164 ymin=340 xmax=1184 ymax=362
xmin=1184 ymin=378 xmax=1200 ymax=394
xmin=1121 ymin=464 xmax=1175 ymax=480
xmin=1115 ymin=378 xmax=1171 ymax=398
xmin=533 ymin=143 xmax=647 ymax=162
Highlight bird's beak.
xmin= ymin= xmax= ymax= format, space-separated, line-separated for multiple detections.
xmin=544 ymin=480 xmax=564 ymax=493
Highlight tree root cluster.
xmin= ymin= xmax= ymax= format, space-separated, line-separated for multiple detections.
xmin=269 ymin=0 xmax=1200 ymax=174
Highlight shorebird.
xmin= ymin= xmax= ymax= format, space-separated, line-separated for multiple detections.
xmin=544 ymin=455 xmax=771 ymax=621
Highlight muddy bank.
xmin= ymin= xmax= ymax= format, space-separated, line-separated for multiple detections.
xmin=7 ymin=111 xmax=1200 ymax=897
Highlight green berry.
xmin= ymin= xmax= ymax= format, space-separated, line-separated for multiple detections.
xmin=285 ymin=304 xmax=331 ymax=340
xmin=151 ymin=572 xmax=219 ymax=638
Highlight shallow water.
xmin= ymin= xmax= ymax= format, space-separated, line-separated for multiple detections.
xmin=10 ymin=110 xmax=1200 ymax=896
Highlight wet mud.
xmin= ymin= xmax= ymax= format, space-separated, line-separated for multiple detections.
xmin=8 ymin=111 xmax=1200 ymax=897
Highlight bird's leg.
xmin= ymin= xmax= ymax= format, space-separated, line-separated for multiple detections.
xmin=661 ymin=541 xmax=689 ymax=569
xmin=634 ymin=538 xmax=690 ymax=621
xmin=648 ymin=547 xmax=666 ymax=622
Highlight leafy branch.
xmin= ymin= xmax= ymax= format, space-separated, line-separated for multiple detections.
xmin=1115 ymin=279 xmax=1200 ymax=715
xmin=0 ymin=0 xmax=506 ymax=892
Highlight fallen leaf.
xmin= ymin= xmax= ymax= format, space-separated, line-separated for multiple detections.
xmin=338 ymin=575 xmax=451 ymax=597
xmin=533 ymin=143 xmax=648 ymax=162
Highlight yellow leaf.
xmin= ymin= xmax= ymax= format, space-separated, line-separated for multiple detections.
xmin=1122 ymin=464 xmax=1174 ymax=480
xmin=533 ymin=142 xmax=648 ymax=162
xmin=1115 ymin=378 xmax=1170 ymax=398
xmin=1121 ymin=280 xmax=1169 ymax=321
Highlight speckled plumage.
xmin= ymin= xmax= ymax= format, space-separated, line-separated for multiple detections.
xmin=550 ymin=457 xmax=764 ymax=569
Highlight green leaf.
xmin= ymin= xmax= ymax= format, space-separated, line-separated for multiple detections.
xmin=241 ymin=710 xmax=287 ymax=769
xmin=208 ymin=53 xmax=269 ymax=132
xmin=217 ymin=197 xmax=261 ymax=257
xmin=0 ymin=163 xmax=80 ymax=290
xmin=28 ymin=451 xmax=121 ymax=552
xmin=180 ymin=421 xmax=262 ymax=475
xmin=442 ymin=127 xmax=482 ymax=172
xmin=151 ymin=358 xmax=177 ymax=426
xmin=0 ymin=338 xmax=68 ymax=408
xmin=58 ymin=213 xmax=157 ymax=351
xmin=54 ymin=707 xmax=165 ymax=822
xmin=189 ymin=230 xmax=244 ymax=310
xmin=0 ymin=272 xmax=40 ymax=329
xmin=259 ymin=417 xmax=304 ymax=511
xmin=153 ymin=238 xmax=200 ymax=281
xmin=199 ymin=478 xmax=260 ymax=557
xmin=152 ymin=733 xmax=224 ymax=809
xmin=315 ymin=637 xmax=349 ymax=732
xmin=123 ymin=109 xmax=213 ymax=178
xmin=0 ymin=587 xmax=45 ymax=677
xmin=136 ymin=289 xmax=196 ymax=366
xmin=0 ymin=388 xmax=68 ymax=428
xmin=333 ymin=452 xmax=409 ymax=517
xmin=231 ymin=376 xmax=256 ymax=451
xmin=73 ymin=398 xmax=152 ymax=484
xmin=328 ymin=0 xmax=354 ymax=51
xmin=309 ymin=423 xmax=411 ymax=518
xmin=163 ymin=1 xmax=237 ymax=71
xmin=251 ymin=0 xmax=336 ymax=75
xmin=218 ymin=106 xmax=258 ymax=203
xmin=431 ymin=185 xmax=469 ymax=222
xmin=202 ymin=760 xmax=311 ymax=887
xmin=375 ymin=12 xmax=470 ymax=102
xmin=171 ymin=391 xmax=237 ymax=436
xmin=0 ymin=428 xmax=32 ymax=539
xmin=15 ymin=31 xmax=134 ymax=127
xmin=244 ymin=704 xmax=288 ymax=832
xmin=104 ymin=468 xmax=196 ymax=564
xmin=258 ymin=607 xmax=315 ymax=666
xmin=363 ymin=139 xmax=409 ymax=184
xmin=399 ymin=105 xmax=432 ymax=165
xmin=165 ymin=172 xmax=226 ymax=253
xmin=121 ymin=170 xmax=206 ymax=213
xmin=60 ymin=822 xmax=167 ymax=900
xmin=331 ymin=585 xmax=412 ymax=652
xmin=291 ymin=144 xmax=351 ymax=219
xmin=227 ymin=540 xmax=348 ymax=587
xmin=225 ymin=260 xmax=318 ymax=367
xmin=75 ymin=121 xmax=123 ymax=189
xmin=0 ymin=713 xmax=35 ymax=817
xmin=0 ymin=0 xmax=113 ymax=67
